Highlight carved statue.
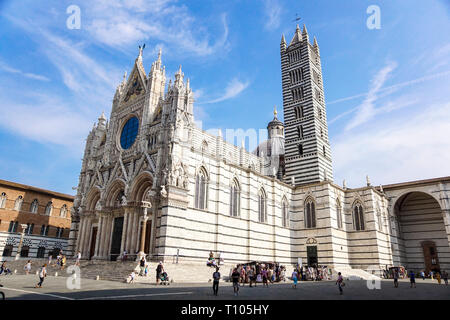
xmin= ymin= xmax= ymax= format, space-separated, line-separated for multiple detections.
xmin=160 ymin=185 xmax=168 ymax=198
xmin=121 ymin=195 xmax=127 ymax=206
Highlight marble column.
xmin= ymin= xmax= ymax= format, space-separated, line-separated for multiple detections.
xmin=82 ymin=217 xmax=92 ymax=258
xmin=99 ymin=215 xmax=107 ymax=258
xmin=130 ymin=209 xmax=139 ymax=254
xmin=120 ymin=211 xmax=129 ymax=256
xmin=94 ymin=215 xmax=103 ymax=258
xmin=77 ymin=217 xmax=86 ymax=257
xmin=105 ymin=215 xmax=114 ymax=258
xmin=125 ymin=210 xmax=135 ymax=253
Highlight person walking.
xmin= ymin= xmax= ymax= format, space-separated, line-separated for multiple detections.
xmin=262 ymin=267 xmax=269 ymax=287
xmin=212 ymin=267 xmax=220 ymax=296
xmin=409 ymin=270 xmax=416 ymax=288
xmin=442 ymin=270 xmax=448 ymax=285
xmin=420 ymin=270 xmax=425 ymax=280
xmin=24 ymin=260 xmax=32 ymax=275
xmin=436 ymin=272 xmax=441 ymax=284
xmin=336 ymin=272 xmax=344 ymax=295
xmin=75 ymin=251 xmax=81 ymax=266
xmin=393 ymin=269 xmax=399 ymax=288
xmin=139 ymin=257 xmax=146 ymax=276
xmin=60 ymin=255 xmax=66 ymax=270
xmin=35 ymin=264 xmax=47 ymax=288
xmin=156 ymin=261 xmax=164 ymax=285
xmin=248 ymin=267 xmax=255 ymax=288
xmin=292 ymin=269 xmax=298 ymax=289
xmin=1 ymin=262 xmax=12 ymax=275
xmin=231 ymin=268 xmax=240 ymax=296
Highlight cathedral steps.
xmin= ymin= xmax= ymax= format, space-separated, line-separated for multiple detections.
xmin=333 ymin=266 xmax=381 ymax=281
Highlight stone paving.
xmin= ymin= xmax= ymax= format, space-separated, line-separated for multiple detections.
xmin=0 ymin=274 xmax=448 ymax=300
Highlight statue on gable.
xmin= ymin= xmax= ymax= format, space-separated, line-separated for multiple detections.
xmin=121 ymin=195 xmax=127 ymax=206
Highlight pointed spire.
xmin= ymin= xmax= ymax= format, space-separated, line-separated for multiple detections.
xmin=313 ymin=36 xmax=318 ymax=47
xmin=99 ymin=111 xmax=106 ymax=121
xmin=273 ymin=105 xmax=278 ymax=118
xmin=302 ymin=24 xmax=308 ymax=35
xmin=289 ymin=24 xmax=303 ymax=46
xmin=158 ymin=47 xmax=162 ymax=61
xmin=122 ymin=71 xmax=127 ymax=82
xmin=281 ymin=34 xmax=286 ymax=44
xmin=366 ymin=175 xmax=371 ymax=186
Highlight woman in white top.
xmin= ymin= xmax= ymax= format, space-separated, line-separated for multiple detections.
xmin=24 ymin=260 xmax=32 ymax=275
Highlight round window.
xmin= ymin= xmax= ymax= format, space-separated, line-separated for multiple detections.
xmin=120 ymin=117 xmax=139 ymax=149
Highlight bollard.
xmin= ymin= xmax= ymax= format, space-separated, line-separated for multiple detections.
xmin=55 ymin=272 xmax=58 ymax=277
xmin=36 ymin=271 xmax=39 ymax=275
xmin=14 ymin=269 xmax=17 ymax=274
xmin=96 ymin=275 xmax=100 ymax=280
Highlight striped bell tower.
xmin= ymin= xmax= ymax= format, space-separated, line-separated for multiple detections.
xmin=280 ymin=24 xmax=333 ymax=186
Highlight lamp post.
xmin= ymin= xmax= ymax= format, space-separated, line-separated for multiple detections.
xmin=15 ymin=224 xmax=28 ymax=261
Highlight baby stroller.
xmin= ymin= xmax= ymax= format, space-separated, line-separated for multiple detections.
xmin=159 ymin=272 xmax=170 ymax=285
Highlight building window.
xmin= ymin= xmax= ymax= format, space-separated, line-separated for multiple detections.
xmin=304 ymin=198 xmax=316 ymax=228
xmin=9 ymin=221 xmax=19 ymax=233
xmin=25 ymin=223 xmax=34 ymax=235
xmin=282 ymin=198 xmax=289 ymax=228
xmin=295 ymin=106 xmax=303 ymax=119
xmin=297 ymin=125 xmax=303 ymax=139
xmin=14 ymin=196 xmax=23 ymax=211
xmin=45 ymin=202 xmax=53 ymax=216
xmin=30 ymin=199 xmax=39 ymax=213
xmin=37 ymin=247 xmax=46 ymax=258
xmin=298 ymin=144 xmax=303 ymax=156
xmin=56 ymin=227 xmax=63 ymax=238
xmin=120 ymin=116 xmax=139 ymax=150
xmin=323 ymin=145 xmax=326 ymax=157
xmin=2 ymin=244 xmax=13 ymax=257
xmin=353 ymin=203 xmax=365 ymax=231
xmin=258 ymin=189 xmax=267 ymax=223
xmin=0 ymin=192 xmax=6 ymax=208
xmin=60 ymin=204 xmax=68 ymax=218
xmin=230 ymin=179 xmax=240 ymax=217
xmin=195 ymin=167 xmax=208 ymax=210
xmin=336 ymin=199 xmax=343 ymax=229
xmin=20 ymin=246 xmax=29 ymax=257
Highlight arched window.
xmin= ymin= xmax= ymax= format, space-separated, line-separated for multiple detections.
xmin=195 ymin=167 xmax=208 ymax=210
xmin=0 ymin=192 xmax=7 ymax=208
xmin=304 ymin=198 xmax=316 ymax=228
xmin=336 ymin=199 xmax=343 ymax=229
xmin=298 ymin=125 xmax=303 ymax=139
xmin=230 ymin=179 xmax=240 ymax=217
xmin=258 ymin=189 xmax=267 ymax=223
xmin=45 ymin=201 xmax=53 ymax=216
xmin=14 ymin=196 xmax=23 ymax=211
xmin=282 ymin=198 xmax=289 ymax=228
xmin=56 ymin=227 xmax=64 ymax=238
xmin=298 ymin=144 xmax=303 ymax=156
xmin=30 ymin=199 xmax=39 ymax=213
xmin=25 ymin=223 xmax=34 ymax=235
xmin=201 ymin=141 xmax=208 ymax=154
xmin=60 ymin=204 xmax=68 ymax=218
xmin=37 ymin=247 xmax=46 ymax=258
xmin=353 ymin=202 xmax=365 ymax=231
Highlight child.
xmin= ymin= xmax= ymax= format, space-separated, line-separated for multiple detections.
xmin=35 ymin=264 xmax=47 ymax=288
xmin=24 ymin=260 xmax=32 ymax=275
xmin=128 ymin=271 xmax=136 ymax=284
xmin=336 ymin=272 xmax=344 ymax=295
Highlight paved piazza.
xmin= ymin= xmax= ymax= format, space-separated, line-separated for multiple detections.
xmin=0 ymin=275 xmax=448 ymax=300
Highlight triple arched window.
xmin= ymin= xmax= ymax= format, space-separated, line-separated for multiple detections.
xmin=30 ymin=199 xmax=39 ymax=213
xmin=195 ymin=167 xmax=208 ymax=210
xmin=304 ymin=198 xmax=316 ymax=228
xmin=353 ymin=202 xmax=365 ymax=231
xmin=0 ymin=192 xmax=6 ymax=208
xmin=282 ymin=198 xmax=289 ymax=228
xmin=258 ymin=189 xmax=267 ymax=223
xmin=230 ymin=179 xmax=240 ymax=217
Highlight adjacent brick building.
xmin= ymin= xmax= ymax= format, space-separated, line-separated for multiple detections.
xmin=0 ymin=179 xmax=74 ymax=259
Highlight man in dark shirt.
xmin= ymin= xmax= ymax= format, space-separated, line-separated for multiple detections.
xmin=212 ymin=267 xmax=220 ymax=296
xmin=232 ymin=268 xmax=240 ymax=296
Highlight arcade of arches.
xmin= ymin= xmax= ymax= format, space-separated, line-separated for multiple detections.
xmin=391 ymin=191 xmax=450 ymax=273
xmin=76 ymin=175 xmax=156 ymax=261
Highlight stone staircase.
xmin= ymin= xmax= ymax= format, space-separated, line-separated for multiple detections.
xmin=0 ymin=258 xmax=236 ymax=283
xmin=333 ymin=266 xmax=381 ymax=281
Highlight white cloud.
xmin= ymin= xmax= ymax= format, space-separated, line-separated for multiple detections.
xmin=332 ymin=102 xmax=450 ymax=187
xmin=345 ymin=62 xmax=397 ymax=131
xmin=202 ymin=78 xmax=250 ymax=104
xmin=85 ymin=1 xmax=230 ymax=57
xmin=263 ymin=0 xmax=283 ymax=31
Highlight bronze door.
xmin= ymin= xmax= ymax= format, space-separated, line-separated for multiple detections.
xmin=89 ymin=227 xmax=98 ymax=260
xmin=422 ymin=241 xmax=440 ymax=273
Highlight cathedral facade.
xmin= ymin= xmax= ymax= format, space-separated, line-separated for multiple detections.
xmin=71 ymin=25 xmax=450 ymax=274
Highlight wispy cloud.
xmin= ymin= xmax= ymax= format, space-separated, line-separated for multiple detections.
xmin=345 ymin=62 xmax=397 ymax=131
xmin=85 ymin=1 xmax=230 ymax=57
xmin=202 ymin=78 xmax=250 ymax=104
xmin=0 ymin=61 xmax=50 ymax=82
xmin=263 ymin=0 xmax=283 ymax=31
xmin=332 ymin=102 xmax=450 ymax=187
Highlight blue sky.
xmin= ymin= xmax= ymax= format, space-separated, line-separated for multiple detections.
xmin=0 ymin=0 xmax=449 ymax=195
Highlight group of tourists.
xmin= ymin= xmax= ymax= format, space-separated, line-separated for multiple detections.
xmin=292 ymin=265 xmax=332 ymax=281
xmin=128 ymin=258 xmax=169 ymax=285
xmin=229 ymin=263 xmax=287 ymax=287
